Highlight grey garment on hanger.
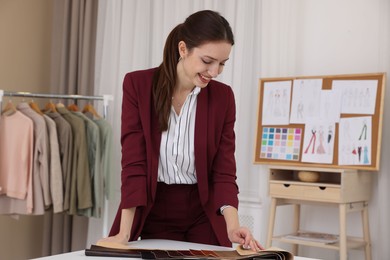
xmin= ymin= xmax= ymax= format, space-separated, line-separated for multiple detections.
xmin=45 ymin=111 xmax=73 ymax=212
xmin=56 ymin=106 xmax=92 ymax=215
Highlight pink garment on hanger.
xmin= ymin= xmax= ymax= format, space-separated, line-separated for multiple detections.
xmin=0 ymin=111 xmax=34 ymax=208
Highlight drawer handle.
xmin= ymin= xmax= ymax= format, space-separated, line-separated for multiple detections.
xmin=319 ymin=186 xmax=326 ymax=190
xmin=283 ymin=184 xmax=290 ymax=187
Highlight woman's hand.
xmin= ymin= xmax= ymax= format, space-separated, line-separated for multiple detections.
xmin=221 ymin=206 xmax=264 ymax=252
xmin=228 ymin=226 xmax=264 ymax=252
xmin=96 ymin=233 xmax=130 ymax=249
xmin=97 ymin=233 xmax=129 ymax=245
xmin=97 ymin=207 xmax=136 ymax=248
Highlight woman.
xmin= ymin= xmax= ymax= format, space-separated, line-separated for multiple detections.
xmin=99 ymin=10 xmax=263 ymax=251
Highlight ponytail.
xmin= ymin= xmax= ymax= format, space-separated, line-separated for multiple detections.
xmin=152 ymin=24 xmax=182 ymax=131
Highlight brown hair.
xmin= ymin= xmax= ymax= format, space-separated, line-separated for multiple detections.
xmin=152 ymin=10 xmax=234 ymax=131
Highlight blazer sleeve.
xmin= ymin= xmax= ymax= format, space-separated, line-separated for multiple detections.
xmin=120 ymin=72 xmax=148 ymax=209
xmin=210 ymin=85 xmax=239 ymax=211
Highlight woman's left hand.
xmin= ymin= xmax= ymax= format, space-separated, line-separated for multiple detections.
xmin=228 ymin=227 xmax=264 ymax=252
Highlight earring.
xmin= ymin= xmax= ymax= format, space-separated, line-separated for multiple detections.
xmin=178 ymin=56 xmax=183 ymax=62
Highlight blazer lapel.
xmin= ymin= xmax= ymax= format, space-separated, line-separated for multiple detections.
xmin=150 ymin=105 xmax=161 ymax=202
xmin=194 ymin=88 xmax=209 ymax=205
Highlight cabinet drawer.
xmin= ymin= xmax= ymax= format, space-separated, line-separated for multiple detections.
xmin=269 ymin=183 xmax=341 ymax=202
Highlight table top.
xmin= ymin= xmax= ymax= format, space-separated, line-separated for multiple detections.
xmin=32 ymin=239 xmax=322 ymax=260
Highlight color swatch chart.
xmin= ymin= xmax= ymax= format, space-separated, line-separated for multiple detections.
xmin=260 ymin=127 xmax=302 ymax=161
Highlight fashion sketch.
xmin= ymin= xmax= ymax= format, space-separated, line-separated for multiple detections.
xmin=290 ymin=79 xmax=322 ymax=124
xmin=338 ymin=116 xmax=372 ymax=165
xmin=262 ymin=81 xmax=291 ymax=125
xmin=319 ymin=89 xmax=342 ymax=123
xmin=302 ymin=120 xmax=335 ymax=164
xmin=332 ymin=80 xmax=378 ymax=115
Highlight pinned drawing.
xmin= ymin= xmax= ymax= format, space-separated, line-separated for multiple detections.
xmin=290 ymin=79 xmax=323 ymax=124
xmin=319 ymin=89 xmax=342 ymax=123
xmin=338 ymin=116 xmax=372 ymax=165
xmin=332 ymin=80 xmax=378 ymax=115
xmin=301 ymin=120 xmax=335 ymax=164
xmin=262 ymin=81 xmax=292 ymax=125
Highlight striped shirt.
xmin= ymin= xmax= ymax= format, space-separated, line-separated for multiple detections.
xmin=158 ymin=87 xmax=201 ymax=184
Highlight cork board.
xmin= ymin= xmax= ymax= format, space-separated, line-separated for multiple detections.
xmin=254 ymin=73 xmax=386 ymax=171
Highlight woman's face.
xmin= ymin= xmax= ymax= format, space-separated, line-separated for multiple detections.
xmin=177 ymin=41 xmax=232 ymax=89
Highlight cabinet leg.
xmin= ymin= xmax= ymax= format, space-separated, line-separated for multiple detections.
xmin=291 ymin=204 xmax=300 ymax=256
xmin=339 ymin=204 xmax=347 ymax=260
xmin=362 ymin=204 xmax=371 ymax=260
xmin=266 ymin=198 xmax=277 ymax=248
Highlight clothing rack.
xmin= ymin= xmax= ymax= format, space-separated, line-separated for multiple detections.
xmin=0 ymin=90 xmax=113 ymax=118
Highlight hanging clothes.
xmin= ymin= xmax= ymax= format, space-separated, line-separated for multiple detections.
xmin=73 ymin=111 xmax=102 ymax=218
xmin=0 ymin=92 xmax=113 ymax=220
xmin=0 ymin=111 xmax=34 ymax=212
xmin=44 ymin=110 xmax=73 ymax=212
xmin=0 ymin=105 xmax=48 ymax=215
xmin=56 ymin=106 xmax=92 ymax=215
xmin=43 ymin=114 xmax=64 ymax=213
xmin=93 ymin=117 xmax=114 ymax=200
xmin=18 ymin=102 xmax=51 ymax=213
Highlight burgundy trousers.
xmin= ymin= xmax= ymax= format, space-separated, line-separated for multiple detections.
xmin=140 ymin=182 xmax=219 ymax=245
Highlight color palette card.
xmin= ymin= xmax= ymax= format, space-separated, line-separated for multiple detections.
xmin=260 ymin=127 xmax=302 ymax=161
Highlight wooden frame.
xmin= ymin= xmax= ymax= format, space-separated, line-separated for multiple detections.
xmin=253 ymin=73 xmax=386 ymax=171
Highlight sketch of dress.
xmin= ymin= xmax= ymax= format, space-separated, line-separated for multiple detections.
xmin=327 ymin=126 xmax=333 ymax=155
xmin=359 ymin=120 xmax=367 ymax=140
xmin=297 ymin=101 xmax=304 ymax=119
xmin=316 ymin=128 xmax=326 ymax=154
xmin=273 ymin=90 xmax=281 ymax=117
xmin=282 ymin=89 xmax=289 ymax=116
xmin=304 ymin=129 xmax=317 ymax=154
xmin=363 ymin=146 xmax=369 ymax=164
xmin=351 ymin=144 xmax=358 ymax=164
xmin=364 ymin=88 xmax=370 ymax=107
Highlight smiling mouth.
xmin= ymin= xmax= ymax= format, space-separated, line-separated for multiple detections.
xmin=199 ymin=74 xmax=211 ymax=83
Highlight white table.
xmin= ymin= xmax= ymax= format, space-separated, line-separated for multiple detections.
xmin=32 ymin=239 xmax=321 ymax=260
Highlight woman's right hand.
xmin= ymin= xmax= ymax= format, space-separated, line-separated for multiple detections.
xmin=97 ymin=208 xmax=135 ymax=248
xmin=97 ymin=233 xmax=129 ymax=248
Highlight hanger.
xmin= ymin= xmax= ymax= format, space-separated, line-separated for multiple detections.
xmin=67 ymin=103 xmax=79 ymax=112
xmin=82 ymin=103 xmax=101 ymax=119
xmin=2 ymin=99 xmax=17 ymax=116
xmin=42 ymin=100 xmax=58 ymax=113
xmin=56 ymin=102 xmax=65 ymax=108
xmin=29 ymin=99 xmax=44 ymax=115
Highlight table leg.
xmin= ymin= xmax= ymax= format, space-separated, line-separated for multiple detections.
xmin=266 ymin=197 xmax=277 ymax=248
xmin=362 ymin=203 xmax=371 ymax=260
xmin=339 ymin=203 xmax=347 ymax=260
xmin=291 ymin=203 xmax=300 ymax=255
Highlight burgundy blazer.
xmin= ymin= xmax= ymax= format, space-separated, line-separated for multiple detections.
xmin=109 ymin=68 xmax=239 ymax=247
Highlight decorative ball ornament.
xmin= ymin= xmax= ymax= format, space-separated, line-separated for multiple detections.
xmin=298 ymin=171 xmax=320 ymax=182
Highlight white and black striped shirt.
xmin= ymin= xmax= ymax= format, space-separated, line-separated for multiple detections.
xmin=158 ymin=87 xmax=201 ymax=184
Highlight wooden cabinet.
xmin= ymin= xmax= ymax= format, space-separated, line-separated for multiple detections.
xmin=266 ymin=166 xmax=372 ymax=260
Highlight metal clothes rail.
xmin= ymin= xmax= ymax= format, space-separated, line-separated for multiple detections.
xmin=0 ymin=90 xmax=113 ymax=118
